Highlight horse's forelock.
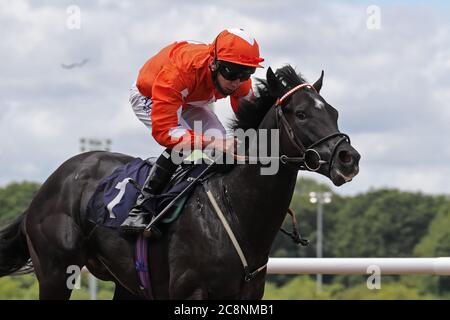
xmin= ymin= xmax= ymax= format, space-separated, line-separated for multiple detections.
xmin=275 ymin=65 xmax=307 ymax=89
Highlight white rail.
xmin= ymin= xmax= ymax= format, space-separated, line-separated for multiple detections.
xmin=76 ymin=257 xmax=450 ymax=299
xmin=267 ymin=258 xmax=450 ymax=275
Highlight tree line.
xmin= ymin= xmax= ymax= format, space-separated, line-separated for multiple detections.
xmin=1 ymin=179 xmax=449 ymax=299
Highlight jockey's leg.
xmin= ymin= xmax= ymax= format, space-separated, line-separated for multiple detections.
xmin=124 ymin=84 xmax=182 ymax=236
xmin=120 ymin=148 xmax=177 ymax=234
xmin=123 ymin=85 xmax=226 ymax=235
xmin=180 ymin=104 xmax=226 ymax=136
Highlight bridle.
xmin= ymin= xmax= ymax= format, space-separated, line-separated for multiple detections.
xmin=205 ymin=83 xmax=352 ymax=283
xmin=275 ymin=83 xmax=350 ymax=173
xmin=236 ymin=83 xmax=351 ymax=174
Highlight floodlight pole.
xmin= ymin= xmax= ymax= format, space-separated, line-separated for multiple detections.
xmin=309 ymin=192 xmax=332 ymax=293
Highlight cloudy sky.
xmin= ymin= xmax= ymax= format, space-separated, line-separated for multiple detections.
xmin=1 ymin=0 xmax=450 ymax=196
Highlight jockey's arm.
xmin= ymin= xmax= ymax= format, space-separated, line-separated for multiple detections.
xmin=151 ymin=66 xmax=235 ymax=153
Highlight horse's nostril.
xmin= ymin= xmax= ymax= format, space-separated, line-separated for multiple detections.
xmin=338 ymin=150 xmax=353 ymax=164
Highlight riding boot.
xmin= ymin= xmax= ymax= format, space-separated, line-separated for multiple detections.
xmin=120 ymin=149 xmax=177 ymax=235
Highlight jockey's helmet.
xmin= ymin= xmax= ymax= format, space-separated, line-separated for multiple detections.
xmin=211 ymin=28 xmax=264 ymax=94
xmin=213 ymin=28 xmax=264 ymax=68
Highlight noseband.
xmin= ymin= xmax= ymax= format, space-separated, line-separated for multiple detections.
xmin=275 ymin=83 xmax=350 ymax=173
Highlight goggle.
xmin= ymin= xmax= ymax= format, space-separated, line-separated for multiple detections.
xmin=218 ymin=64 xmax=255 ymax=81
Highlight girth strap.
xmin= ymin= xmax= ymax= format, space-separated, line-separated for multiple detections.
xmin=205 ymin=189 xmax=267 ymax=282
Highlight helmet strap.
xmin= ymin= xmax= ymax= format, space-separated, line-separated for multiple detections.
xmin=210 ymin=30 xmax=235 ymax=96
xmin=210 ymin=63 xmax=228 ymax=96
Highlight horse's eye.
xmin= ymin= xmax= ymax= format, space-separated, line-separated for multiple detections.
xmin=296 ymin=112 xmax=306 ymax=120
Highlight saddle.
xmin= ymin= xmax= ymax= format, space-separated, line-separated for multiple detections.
xmin=86 ymin=157 xmax=216 ymax=230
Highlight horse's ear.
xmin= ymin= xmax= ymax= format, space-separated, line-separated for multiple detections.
xmin=266 ymin=67 xmax=282 ymax=95
xmin=313 ymin=70 xmax=324 ymax=93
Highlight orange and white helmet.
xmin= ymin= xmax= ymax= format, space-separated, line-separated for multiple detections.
xmin=212 ymin=28 xmax=264 ymax=68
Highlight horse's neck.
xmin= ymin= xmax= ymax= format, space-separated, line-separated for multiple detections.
xmin=224 ymin=163 xmax=297 ymax=255
xmin=221 ymin=108 xmax=298 ymax=259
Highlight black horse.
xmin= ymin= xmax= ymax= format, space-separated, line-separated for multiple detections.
xmin=0 ymin=66 xmax=360 ymax=299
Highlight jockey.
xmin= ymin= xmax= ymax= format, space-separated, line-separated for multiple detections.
xmin=120 ymin=28 xmax=264 ymax=235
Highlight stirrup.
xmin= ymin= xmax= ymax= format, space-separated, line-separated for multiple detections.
xmin=120 ymin=219 xmax=148 ymax=232
xmin=120 ymin=210 xmax=150 ymax=232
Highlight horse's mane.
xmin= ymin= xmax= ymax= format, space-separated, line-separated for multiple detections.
xmin=230 ymin=65 xmax=308 ymax=130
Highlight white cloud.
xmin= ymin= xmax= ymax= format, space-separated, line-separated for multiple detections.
xmin=1 ymin=0 xmax=450 ymax=196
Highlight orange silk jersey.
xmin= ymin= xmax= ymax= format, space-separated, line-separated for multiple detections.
xmin=136 ymin=41 xmax=253 ymax=149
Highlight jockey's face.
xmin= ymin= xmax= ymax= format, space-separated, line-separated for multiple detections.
xmin=216 ymin=73 xmax=242 ymax=96
xmin=212 ymin=61 xmax=255 ymax=96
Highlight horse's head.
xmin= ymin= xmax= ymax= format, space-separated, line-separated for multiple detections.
xmin=264 ymin=66 xmax=360 ymax=186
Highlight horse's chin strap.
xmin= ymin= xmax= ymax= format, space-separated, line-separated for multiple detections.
xmin=205 ymin=189 xmax=267 ymax=282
